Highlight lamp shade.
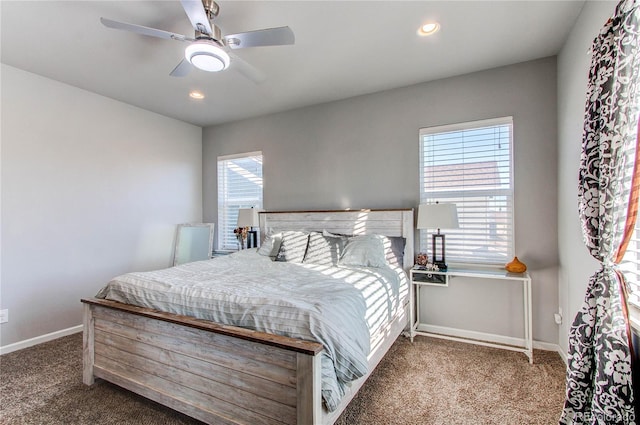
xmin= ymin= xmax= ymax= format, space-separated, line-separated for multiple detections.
xmin=417 ymin=203 xmax=459 ymax=230
xmin=237 ymin=208 xmax=259 ymax=227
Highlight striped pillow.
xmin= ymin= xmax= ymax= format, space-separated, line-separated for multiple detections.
xmin=303 ymin=232 xmax=347 ymax=266
xmin=275 ymin=231 xmax=310 ymax=263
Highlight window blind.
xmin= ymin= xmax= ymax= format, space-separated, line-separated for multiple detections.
xmin=620 ymin=224 xmax=640 ymax=308
xmin=217 ymin=152 xmax=263 ymax=250
xmin=617 ymin=145 xmax=640 ymax=308
xmin=419 ymin=117 xmax=514 ymax=265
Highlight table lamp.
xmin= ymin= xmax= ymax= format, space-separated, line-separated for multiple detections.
xmin=417 ymin=202 xmax=459 ymax=271
xmin=237 ymin=207 xmax=259 ymax=249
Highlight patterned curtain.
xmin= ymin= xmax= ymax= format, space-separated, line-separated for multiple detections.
xmin=560 ymin=0 xmax=640 ymax=424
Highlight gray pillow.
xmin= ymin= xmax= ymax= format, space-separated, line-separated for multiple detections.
xmin=324 ymin=231 xmax=405 ymax=268
xmin=257 ymin=231 xmax=283 ymax=257
xmin=381 ymin=236 xmax=406 ymax=268
xmin=275 ymin=231 xmax=310 ymax=263
xmin=338 ymin=234 xmax=387 ymax=268
xmin=303 ymin=232 xmax=347 ymax=266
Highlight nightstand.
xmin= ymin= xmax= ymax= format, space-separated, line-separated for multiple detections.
xmin=408 ymin=266 xmax=533 ymax=363
xmin=210 ymin=250 xmax=235 ymax=258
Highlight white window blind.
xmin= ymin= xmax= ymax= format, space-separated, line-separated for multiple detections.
xmin=419 ymin=117 xmax=514 ymax=265
xmin=217 ymin=152 xmax=263 ymax=250
xmin=617 ymin=149 xmax=640 ymax=308
xmin=615 ymin=46 xmax=640 ymax=310
xmin=620 ymin=217 xmax=640 ymax=308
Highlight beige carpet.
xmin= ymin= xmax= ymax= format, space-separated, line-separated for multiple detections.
xmin=0 ymin=332 xmax=566 ymax=424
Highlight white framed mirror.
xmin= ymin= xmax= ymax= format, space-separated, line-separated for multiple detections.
xmin=173 ymin=223 xmax=215 ymax=266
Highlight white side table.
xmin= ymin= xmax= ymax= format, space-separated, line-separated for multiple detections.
xmin=409 ymin=266 xmax=533 ymax=363
xmin=210 ymin=250 xmax=235 ymax=259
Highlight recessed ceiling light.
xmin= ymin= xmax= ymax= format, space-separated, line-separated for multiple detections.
xmin=189 ymin=91 xmax=205 ymax=100
xmin=418 ymin=22 xmax=440 ymax=36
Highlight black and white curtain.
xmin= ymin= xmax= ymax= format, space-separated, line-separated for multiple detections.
xmin=560 ymin=0 xmax=640 ymax=424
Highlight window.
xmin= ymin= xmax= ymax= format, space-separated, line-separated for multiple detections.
xmin=619 ymin=153 xmax=640 ymax=309
xmin=617 ymin=63 xmax=640 ymax=310
xmin=621 ymin=221 xmax=640 ymax=308
xmin=419 ymin=117 xmax=514 ymax=265
xmin=217 ymin=152 xmax=263 ymax=250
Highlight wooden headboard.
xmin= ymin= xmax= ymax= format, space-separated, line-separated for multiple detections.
xmin=259 ymin=209 xmax=414 ymax=271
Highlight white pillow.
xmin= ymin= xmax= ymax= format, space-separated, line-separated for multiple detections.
xmin=257 ymin=231 xmax=283 ymax=257
xmin=339 ymin=234 xmax=387 ymax=268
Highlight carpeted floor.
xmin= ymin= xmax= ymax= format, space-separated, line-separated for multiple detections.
xmin=0 ymin=332 xmax=566 ymax=424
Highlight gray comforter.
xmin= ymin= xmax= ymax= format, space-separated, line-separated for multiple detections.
xmin=95 ymin=249 xmax=407 ymax=411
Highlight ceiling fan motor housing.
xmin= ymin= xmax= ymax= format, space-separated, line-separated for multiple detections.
xmin=202 ymin=0 xmax=220 ymax=20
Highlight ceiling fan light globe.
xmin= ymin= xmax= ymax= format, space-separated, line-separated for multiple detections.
xmin=190 ymin=53 xmax=226 ymax=72
xmin=185 ymin=42 xmax=230 ymax=72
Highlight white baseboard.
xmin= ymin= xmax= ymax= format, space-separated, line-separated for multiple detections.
xmin=417 ymin=323 xmax=562 ymax=354
xmin=1 ymin=322 xmax=570 ymax=364
xmin=533 ymin=340 xmax=562 ymax=352
xmin=0 ymin=325 xmax=82 ymax=355
xmin=556 ymin=346 xmax=568 ymax=364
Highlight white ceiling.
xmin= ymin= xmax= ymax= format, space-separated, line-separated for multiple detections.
xmin=1 ymin=1 xmax=586 ymax=127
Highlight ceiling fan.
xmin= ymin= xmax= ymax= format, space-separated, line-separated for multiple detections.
xmin=101 ymin=0 xmax=294 ymax=82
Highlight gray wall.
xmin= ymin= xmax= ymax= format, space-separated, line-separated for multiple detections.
xmin=0 ymin=65 xmax=203 ymax=347
xmin=203 ymin=58 xmax=560 ymax=344
xmin=557 ymin=1 xmax=615 ymax=356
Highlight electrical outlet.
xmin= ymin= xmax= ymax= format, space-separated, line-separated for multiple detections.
xmin=0 ymin=309 xmax=8 ymax=324
xmin=554 ymin=311 xmax=562 ymax=325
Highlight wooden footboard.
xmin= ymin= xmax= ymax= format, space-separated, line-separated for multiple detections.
xmin=82 ymin=298 xmax=324 ymax=425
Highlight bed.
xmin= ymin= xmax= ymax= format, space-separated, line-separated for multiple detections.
xmin=82 ymin=209 xmax=414 ymax=425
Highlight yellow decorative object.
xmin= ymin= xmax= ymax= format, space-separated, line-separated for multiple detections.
xmin=505 ymin=256 xmax=527 ymax=273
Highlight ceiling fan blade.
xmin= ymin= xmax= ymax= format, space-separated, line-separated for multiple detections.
xmin=229 ymin=52 xmax=267 ymax=84
xmin=100 ymin=17 xmax=190 ymax=41
xmin=224 ymin=26 xmax=295 ymax=49
xmin=180 ymin=0 xmax=213 ymax=36
xmin=170 ymin=59 xmax=193 ymax=77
